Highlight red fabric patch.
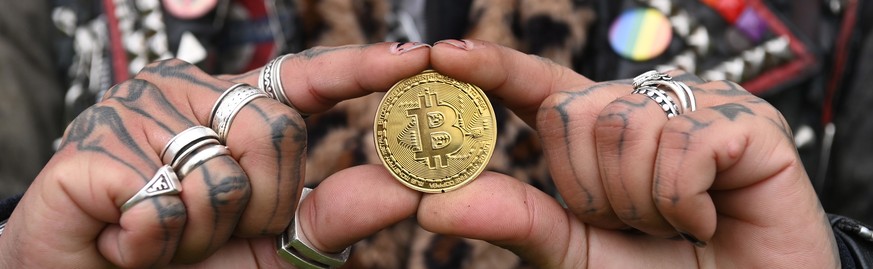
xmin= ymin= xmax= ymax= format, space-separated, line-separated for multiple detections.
xmin=740 ymin=0 xmax=817 ymax=96
xmin=702 ymin=0 xmax=747 ymax=24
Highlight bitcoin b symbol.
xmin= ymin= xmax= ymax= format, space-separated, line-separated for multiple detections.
xmin=407 ymin=89 xmax=464 ymax=169
xmin=375 ymin=70 xmax=496 ymax=193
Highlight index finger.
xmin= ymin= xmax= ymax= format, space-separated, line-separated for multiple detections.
xmin=223 ymin=42 xmax=432 ymax=114
xmin=430 ymin=39 xmax=594 ymax=125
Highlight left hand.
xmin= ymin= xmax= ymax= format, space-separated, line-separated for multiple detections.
xmin=415 ymin=39 xmax=838 ymax=268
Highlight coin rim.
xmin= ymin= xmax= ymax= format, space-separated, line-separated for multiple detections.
xmin=373 ymin=70 xmax=497 ymax=193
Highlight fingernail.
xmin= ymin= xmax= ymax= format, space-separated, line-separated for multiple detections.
xmin=678 ymin=232 xmax=707 ymax=248
xmin=434 ymin=39 xmax=475 ymax=50
xmin=390 ymin=42 xmax=431 ymax=55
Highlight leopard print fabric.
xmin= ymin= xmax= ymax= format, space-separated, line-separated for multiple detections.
xmin=295 ymin=0 xmax=593 ymax=267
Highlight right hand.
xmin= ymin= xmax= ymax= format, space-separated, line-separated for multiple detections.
xmin=0 ymin=42 xmax=429 ymax=268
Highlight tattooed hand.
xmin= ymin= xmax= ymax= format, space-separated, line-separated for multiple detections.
xmin=419 ymin=39 xmax=838 ymax=268
xmin=0 ymin=42 xmax=429 ymax=268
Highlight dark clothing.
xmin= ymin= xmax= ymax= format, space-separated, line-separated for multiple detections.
xmin=0 ymin=1 xmax=64 ymax=197
xmin=0 ymin=0 xmax=872 ymax=267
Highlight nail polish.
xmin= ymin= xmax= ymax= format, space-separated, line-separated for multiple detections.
xmin=390 ymin=42 xmax=431 ymax=55
xmin=678 ymin=232 xmax=707 ymax=248
xmin=434 ymin=39 xmax=475 ymax=50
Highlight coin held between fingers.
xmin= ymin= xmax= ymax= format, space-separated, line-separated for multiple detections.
xmin=374 ymin=70 xmax=497 ymax=193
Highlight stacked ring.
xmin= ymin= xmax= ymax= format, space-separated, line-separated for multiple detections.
xmin=277 ymin=188 xmax=351 ymax=269
xmin=632 ymin=70 xmax=697 ymax=118
xmin=176 ymin=144 xmax=231 ymax=178
xmin=160 ymin=126 xmax=219 ymax=166
xmin=122 ymin=125 xmax=232 ymax=212
xmin=209 ymin=83 xmax=269 ymax=143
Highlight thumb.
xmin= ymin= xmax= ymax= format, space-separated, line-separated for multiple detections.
xmin=417 ymin=172 xmax=587 ymax=268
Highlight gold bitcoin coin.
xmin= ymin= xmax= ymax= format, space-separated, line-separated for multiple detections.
xmin=374 ymin=70 xmax=496 ymax=193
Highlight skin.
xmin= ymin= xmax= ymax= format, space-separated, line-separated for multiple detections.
xmin=0 ymin=42 xmax=429 ymax=268
xmin=422 ymin=39 xmax=838 ymax=268
xmin=0 ymin=40 xmax=838 ymax=268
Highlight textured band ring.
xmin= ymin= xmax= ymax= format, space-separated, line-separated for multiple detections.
xmin=160 ymin=126 xmax=219 ymax=167
xmin=121 ymin=165 xmax=181 ymax=212
xmin=642 ymin=79 xmax=696 ymax=114
xmin=209 ymin=83 xmax=269 ymax=143
xmin=260 ymin=54 xmax=291 ymax=105
xmin=260 ymin=54 xmax=309 ymax=117
xmin=176 ymin=144 xmax=231 ymax=178
xmin=277 ymin=187 xmax=350 ymax=269
xmin=632 ymin=70 xmax=671 ymax=89
xmin=633 ymin=86 xmax=680 ymax=119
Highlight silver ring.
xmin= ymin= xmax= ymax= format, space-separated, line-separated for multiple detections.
xmin=669 ymin=80 xmax=696 ymax=112
xmin=121 ymin=165 xmax=182 ymax=212
xmin=642 ymin=80 xmax=697 ymax=114
xmin=632 ymin=86 xmax=680 ymax=119
xmin=277 ymin=187 xmax=350 ymax=269
xmin=260 ymin=54 xmax=309 ymax=117
xmin=209 ymin=83 xmax=269 ymax=143
xmin=632 ymin=70 xmax=670 ymax=89
xmin=177 ymin=144 xmax=231 ymax=178
xmin=170 ymin=137 xmax=220 ymax=172
xmin=633 ymin=70 xmax=697 ymax=115
xmin=260 ymin=54 xmax=293 ymax=106
xmin=160 ymin=126 xmax=219 ymax=167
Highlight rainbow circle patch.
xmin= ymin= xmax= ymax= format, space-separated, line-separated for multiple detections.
xmin=609 ymin=8 xmax=673 ymax=61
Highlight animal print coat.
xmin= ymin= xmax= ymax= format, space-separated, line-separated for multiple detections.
xmin=296 ymin=0 xmax=593 ymax=268
xmin=25 ymin=0 xmax=873 ymax=267
xmin=42 ymin=0 xmax=591 ymax=267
